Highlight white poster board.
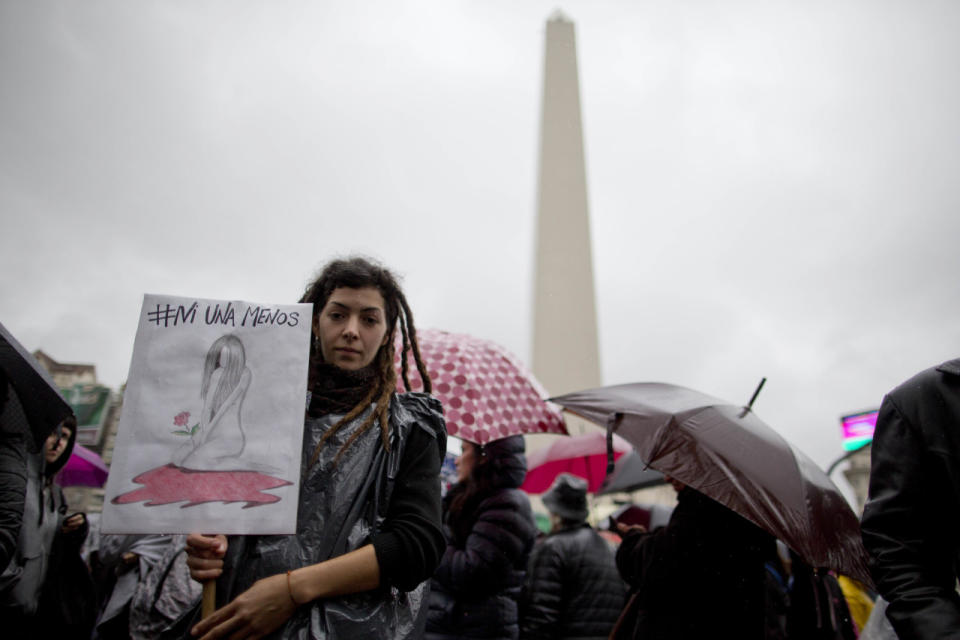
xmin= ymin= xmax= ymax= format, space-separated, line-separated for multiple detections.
xmin=102 ymin=294 xmax=311 ymax=535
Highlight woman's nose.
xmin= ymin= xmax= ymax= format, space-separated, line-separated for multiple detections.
xmin=343 ymin=316 xmax=360 ymax=338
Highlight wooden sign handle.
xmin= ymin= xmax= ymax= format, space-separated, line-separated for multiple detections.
xmin=202 ymin=580 xmax=216 ymax=618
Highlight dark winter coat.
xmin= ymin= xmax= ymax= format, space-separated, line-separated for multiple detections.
xmin=519 ymin=522 xmax=625 ymax=640
xmin=861 ymin=357 xmax=960 ymax=640
xmin=426 ymin=437 xmax=538 ymax=640
xmin=612 ymin=486 xmax=772 ymax=640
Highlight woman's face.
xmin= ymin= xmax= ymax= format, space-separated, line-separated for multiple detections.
xmin=456 ymin=442 xmax=478 ymax=483
xmin=314 ymin=286 xmax=390 ymax=371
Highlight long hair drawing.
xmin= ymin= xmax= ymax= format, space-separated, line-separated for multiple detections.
xmin=202 ymin=334 xmax=246 ymax=423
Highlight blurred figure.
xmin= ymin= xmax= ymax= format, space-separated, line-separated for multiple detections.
xmin=611 ymin=477 xmax=773 ymax=639
xmin=128 ymin=534 xmax=202 ymax=639
xmin=861 ymin=358 xmax=960 ymax=639
xmin=764 ymin=541 xmax=860 ymax=640
xmin=93 ymin=533 xmax=174 ymax=639
xmin=519 ymin=473 xmax=624 ymax=640
xmin=787 ymin=555 xmax=858 ymax=640
xmin=426 ymin=435 xmax=538 ymax=640
xmin=1 ymin=415 xmax=96 ymax=636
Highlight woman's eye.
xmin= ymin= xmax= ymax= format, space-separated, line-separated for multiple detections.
xmin=364 ymin=317 xmax=379 ymax=325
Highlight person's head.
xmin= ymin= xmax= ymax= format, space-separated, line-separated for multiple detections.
xmin=447 ymin=435 xmax=527 ymax=540
xmin=664 ymin=474 xmax=686 ymax=494
xmin=45 ymin=415 xmax=75 ymax=465
xmin=542 ymin=473 xmax=589 ymax=528
xmin=300 ymin=256 xmax=430 ymax=463
xmin=300 ymin=256 xmax=429 ymax=390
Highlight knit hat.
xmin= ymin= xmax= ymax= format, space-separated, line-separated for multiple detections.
xmin=542 ymin=473 xmax=589 ymax=522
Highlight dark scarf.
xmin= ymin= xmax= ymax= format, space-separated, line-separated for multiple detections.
xmin=307 ymin=362 xmax=378 ymax=417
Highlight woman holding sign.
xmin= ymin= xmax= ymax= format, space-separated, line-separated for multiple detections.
xmin=184 ymin=257 xmax=446 ymax=640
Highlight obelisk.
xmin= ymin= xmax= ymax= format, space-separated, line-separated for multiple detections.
xmin=532 ymin=11 xmax=601 ymax=397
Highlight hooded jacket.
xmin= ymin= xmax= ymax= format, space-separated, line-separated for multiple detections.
xmin=426 ymin=435 xmax=538 ymax=640
xmin=860 ymin=358 xmax=960 ymax=640
xmin=0 ymin=418 xmax=76 ymax=619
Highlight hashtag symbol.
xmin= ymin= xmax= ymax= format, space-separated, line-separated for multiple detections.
xmin=147 ymin=304 xmax=177 ymax=327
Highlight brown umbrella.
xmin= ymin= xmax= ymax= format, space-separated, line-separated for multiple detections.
xmin=551 ymin=381 xmax=873 ymax=587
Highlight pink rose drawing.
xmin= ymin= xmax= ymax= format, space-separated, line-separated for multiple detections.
xmin=172 ymin=411 xmax=200 ymax=436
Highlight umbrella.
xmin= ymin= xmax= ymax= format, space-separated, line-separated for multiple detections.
xmin=394 ymin=329 xmax=566 ymax=444
xmin=551 ymin=381 xmax=873 ymax=586
xmin=58 ymin=444 xmax=109 ymax=488
xmin=596 ymin=450 xmax=667 ymax=495
xmin=0 ymin=321 xmax=73 ymax=447
xmin=521 ymin=431 xmax=632 ymax=494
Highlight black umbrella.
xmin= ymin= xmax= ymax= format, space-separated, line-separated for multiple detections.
xmin=0 ymin=321 xmax=73 ymax=447
xmin=552 ymin=381 xmax=873 ymax=586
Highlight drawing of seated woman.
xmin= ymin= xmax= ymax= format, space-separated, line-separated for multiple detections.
xmin=175 ymin=334 xmax=252 ymax=471
xmin=180 ymin=256 xmax=446 ymax=640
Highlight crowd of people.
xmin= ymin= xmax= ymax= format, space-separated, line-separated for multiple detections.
xmin=1 ymin=256 xmax=956 ymax=639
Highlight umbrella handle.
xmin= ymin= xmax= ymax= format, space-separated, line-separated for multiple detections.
xmin=605 ymin=413 xmax=622 ymax=478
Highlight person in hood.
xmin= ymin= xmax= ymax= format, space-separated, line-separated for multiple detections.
xmin=185 ymin=257 xmax=446 ymax=640
xmin=520 ymin=473 xmax=625 ymax=640
xmin=425 ymin=435 xmax=539 ymax=640
xmin=2 ymin=414 xmax=95 ymax=635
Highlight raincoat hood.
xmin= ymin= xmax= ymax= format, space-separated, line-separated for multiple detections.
xmin=480 ymin=434 xmax=527 ymax=490
xmin=44 ymin=418 xmax=77 ymax=478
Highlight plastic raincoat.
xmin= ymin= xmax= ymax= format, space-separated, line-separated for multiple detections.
xmin=201 ymin=392 xmax=446 ymax=640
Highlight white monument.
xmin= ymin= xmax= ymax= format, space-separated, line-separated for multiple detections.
xmin=532 ymin=11 xmax=602 ymax=399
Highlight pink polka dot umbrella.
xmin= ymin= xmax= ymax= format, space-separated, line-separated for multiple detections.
xmin=394 ymin=329 xmax=567 ymax=444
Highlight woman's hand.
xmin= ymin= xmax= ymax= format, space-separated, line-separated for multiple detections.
xmin=191 ymin=573 xmax=296 ymax=640
xmin=186 ymin=533 xmax=227 ymax=582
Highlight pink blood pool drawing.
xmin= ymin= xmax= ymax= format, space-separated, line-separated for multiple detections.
xmin=113 ymin=464 xmax=292 ymax=509
xmin=115 ymin=332 xmax=291 ymax=510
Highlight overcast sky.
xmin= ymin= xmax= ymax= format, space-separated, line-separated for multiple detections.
xmin=2 ymin=0 xmax=959 ymax=477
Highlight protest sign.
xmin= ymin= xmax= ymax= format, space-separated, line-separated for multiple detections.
xmin=102 ymin=294 xmax=311 ymax=534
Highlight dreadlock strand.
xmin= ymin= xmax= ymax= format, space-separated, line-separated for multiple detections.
xmin=377 ymin=349 xmax=397 ymax=450
xmin=398 ymin=312 xmax=413 ymax=392
xmin=400 ymin=295 xmax=432 ymax=394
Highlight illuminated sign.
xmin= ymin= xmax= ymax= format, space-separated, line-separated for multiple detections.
xmin=841 ymin=409 xmax=878 ymax=451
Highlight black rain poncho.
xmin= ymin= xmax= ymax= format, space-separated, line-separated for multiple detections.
xmin=210 ymin=392 xmax=446 ymax=640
